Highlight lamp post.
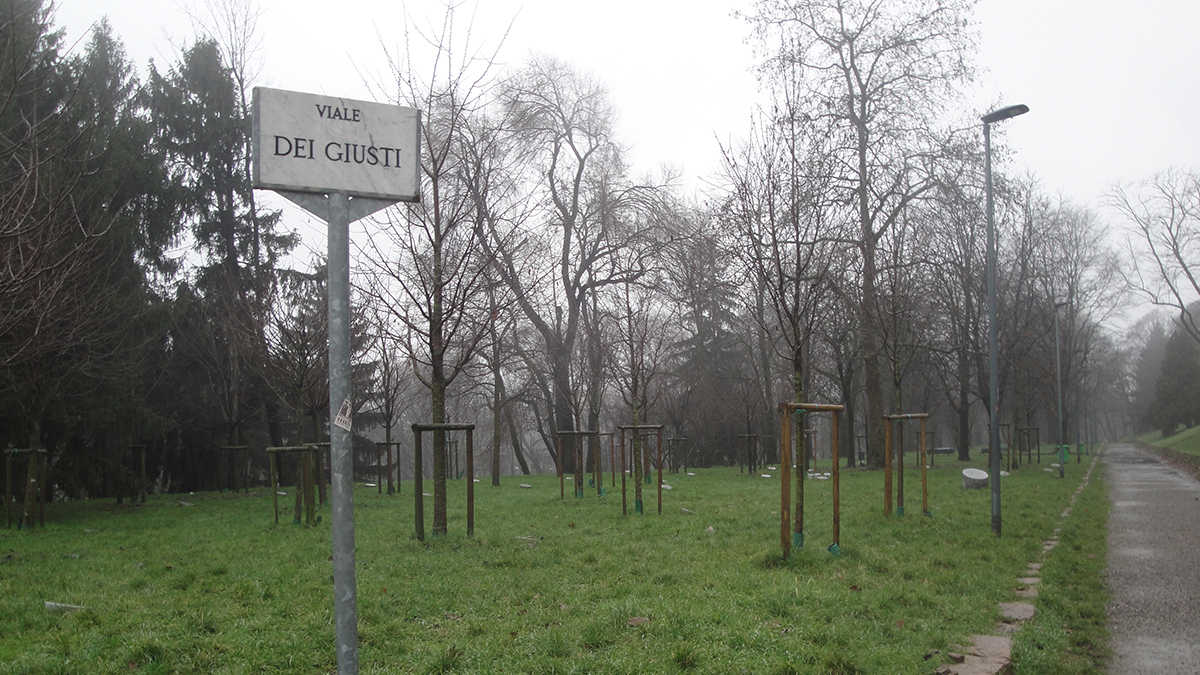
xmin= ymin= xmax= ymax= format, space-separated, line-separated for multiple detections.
xmin=1054 ymin=300 xmax=1067 ymax=479
xmin=982 ymin=103 xmax=1028 ymax=537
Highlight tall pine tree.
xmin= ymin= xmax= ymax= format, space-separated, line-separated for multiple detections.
xmin=1148 ymin=326 xmax=1200 ymax=437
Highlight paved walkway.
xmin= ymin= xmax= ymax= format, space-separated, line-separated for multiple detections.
xmin=1105 ymin=444 xmax=1200 ymax=674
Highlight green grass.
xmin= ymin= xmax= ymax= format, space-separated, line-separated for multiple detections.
xmin=1012 ymin=457 xmax=1110 ymax=675
xmin=1134 ymin=424 xmax=1200 ymax=455
xmin=1132 ymin=426 xmax=1200 ymax=479
xmin=1 ymin=456 xmax=1098 ymax=674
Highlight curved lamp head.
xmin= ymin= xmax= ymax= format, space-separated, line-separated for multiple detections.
xmin=982 ymin=104 xmax=1029 ymax=124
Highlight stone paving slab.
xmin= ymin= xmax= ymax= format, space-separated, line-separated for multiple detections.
xmin=998 ymin=602 xmax=1036 ymax=622
xmin=934 ymin=635 xmax=1012 ymax=675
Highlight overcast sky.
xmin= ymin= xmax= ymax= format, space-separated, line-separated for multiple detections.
xmin=57 ymin=0 xmax=1200 ymax=219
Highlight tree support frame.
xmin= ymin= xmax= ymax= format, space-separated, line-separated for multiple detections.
xmin=777 ymin=403 xmax=843 ymax=560
xmin=411 ymin=423 xmax=475 ymax=541
xmin=883 ymin=414 xmax=930 ymax=518
xmin=618 ymin=425 xmax=663 ymax=515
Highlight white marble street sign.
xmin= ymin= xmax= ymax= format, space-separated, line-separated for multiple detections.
xmin=252 ymin=87 xmax=420 ymax=202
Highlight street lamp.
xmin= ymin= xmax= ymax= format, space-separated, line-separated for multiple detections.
xmin=1054 ymin=301 xmax=1067 ymax=479
xmin=983 ymin=103 xmax=1029 ymax=537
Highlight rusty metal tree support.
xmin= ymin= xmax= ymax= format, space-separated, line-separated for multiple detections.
xmin=640 ymin=433 xmax=654 ymax=484
xmin=620 ymin=433 xmax=628 ymax=513
xmin=597 ymin=432 xmax=613 ymax=495
xmin=375 ymin=442 xmax=402 ymax=494
xmin=267 ymin=445 xmax=322 ymax=525
xmin=620 ymin=433 xmax=635 ymax=484
xmin=883 ymin=422 xmax=893 ymax=516
xmin=557 ymin=431 xmax=600 ymax=499
xmin=777 ymin=403 xmax=843 ymax=559
xmin=1002 ymin=424 xmax=1012 ymax=472
xmin=738 ymin=434 xmax=758 ymax=473
xmin=374 ymin=442 xmax=384 ymax=493
xmin=411 ymin=423 xmax=475 ymax=540
xmin=609 ymin=433 xmax=618 ymax=489
xmin=5 ymin=448 xmax=47 ymax=529
xmin=618 ymin=425 xmax=663 ymax=515
xmin=986 ymin=423 xmax=1013 ymax=472
xmin=883 ymin=414 xmax=929 ymax=518
xmin=557 ymin=434 xmax=564 ymax=499
xmin=1018 ymin=427 xmax=1040 ymax=464
xmin=310 ymin=442 xmax=331 ymax=506
xmin=1004 ymin=424 xmax=1017 ymax=471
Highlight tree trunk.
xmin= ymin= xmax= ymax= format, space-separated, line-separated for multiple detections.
xmin=856 ymin=107 xmax=887 ymax=470
xmin=956 ymin=342 xmax=972 ymax=461
xmin=792 ymin=340 xmax=806 ymax=535
xmin=585 ymin=295 xmax=605 ymax=472
xmin=631 ymin=403 xmax=644 ymax=512
xmin=552 ymin=345 xmax=575 ymax=475
xmin=757 ymin=278 xmax=775 ymax=463
xmin=431 ymin=215 xmax=449 ymax=534
xmin=385 ymin=422 xmax=396 ymax=494
xmin=303 ymin=450 xmax=316 ymax=525
xmin=839 ymin=363 xmax=858 ymax=468
xmin=861 ymin=279 xmax=887 ymax=468
xmin=490 ymin=328 xmax=504 ymax=486
xmin=21 ymin=419 xmax=41 ymax=529
xmin=844 ymin=395 xmax=858 ymax=469
xmin=505 ymin=409 xmax=531 ymax=475
xmin=491 ymin=408 xmax=502 ymax=486
xmin=293 ymin=404 xmax=306 ymax=524
xmin=432 ymin=377 xmax=447 ymax=536
xmin=311 ymin=414 xmax=326 ymax=505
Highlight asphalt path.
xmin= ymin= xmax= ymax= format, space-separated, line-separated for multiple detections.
xmin=1105 ymin=443 xmax=1200 ymax=674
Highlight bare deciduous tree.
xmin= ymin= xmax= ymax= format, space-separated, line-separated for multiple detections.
xmin=361 ymin=3 xmax=505 ymax=535
xmin=1111 ymin=168 xmax=1200 ymax=343
xmin=483 ymin=56 xmax=662 ymax=473
xmin=744 ymin=0 xmax=977 ymax=467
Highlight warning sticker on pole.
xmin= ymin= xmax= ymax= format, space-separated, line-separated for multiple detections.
xmin=334 ymin=398 xmax=353 ymax=431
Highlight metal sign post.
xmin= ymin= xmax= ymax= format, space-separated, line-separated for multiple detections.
xmin=253 ymin=87 xmax=419 ymax=675
xmin=327 ymin=192 xmax=357 ymax=672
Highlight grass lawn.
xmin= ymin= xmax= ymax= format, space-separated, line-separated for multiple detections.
xmin=1131 ymin=426 xmax=1200 ymax=479
xmin=1 ymin=452 xmax=1104 ymax=674
xmin=1011 ymin=453 xmax=1109 ymax=675
xmin=1134 ymin=424 xmax=1200 ymax=455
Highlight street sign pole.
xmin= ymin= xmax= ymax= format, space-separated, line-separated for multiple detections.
xmin=253 ymin=87 xmax=419 ymax=675
xmin=328 ymin=192 xmax=357 ymax=674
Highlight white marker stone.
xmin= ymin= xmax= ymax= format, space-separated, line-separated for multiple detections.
xmin=962 ymin=468 xmax=989 ymax=489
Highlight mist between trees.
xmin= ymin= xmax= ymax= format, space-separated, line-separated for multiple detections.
xmin=1 ymin=0 xmax=1190 ymax=524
